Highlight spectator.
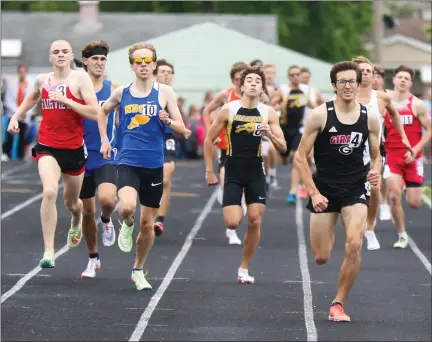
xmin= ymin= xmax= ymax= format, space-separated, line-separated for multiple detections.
xmin=2 ymin=64 xmax=34 ymax=161
xmin=184 ymin=104 xmax=205 ymax=159
xmin=175 ymin=96 xmax=187 ymax=159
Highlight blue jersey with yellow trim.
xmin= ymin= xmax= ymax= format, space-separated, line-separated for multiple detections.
xmin=83 ymin=80 xmax=117 ymax=171
xmin=116 ymin=82 xmax=165 ymax=168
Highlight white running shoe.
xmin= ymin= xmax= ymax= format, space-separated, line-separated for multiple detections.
xmin=364 ymin=230 xmax=380 ymax=250
xmin=102 ymin=218 xmax=116 ymax=247
xmin=81 ymin=258 xmax=101 ymax=279
xmin=237 ymin=268 xmax=255 ymax=284
xmin=226 ymin=229 xmax=242 ymax=245
xmin=379 ymin=204 xmax=392 ymax=221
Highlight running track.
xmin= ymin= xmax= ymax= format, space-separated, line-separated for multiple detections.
xmin=1 ymin=160 xmax=431 ymax=341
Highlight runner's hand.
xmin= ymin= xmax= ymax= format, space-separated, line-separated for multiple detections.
xmin=206 ymin=171 xmax=219 ymax=187
xmin=404 ymin=147 xmax=418 ymax=164
xmin=100 ymin=141 xmax=111 ymax=160
xmin=367 ymin=169 xmax=380 ymax=187
xmin=258 ymin=122 xmax=273 ymax=138
xmin=7 ymin=117 xmax=20 ymax=135
xmin=159 ymin=110 xmax=171 ymax=125
xmin=213 ymin=137 xmax=221 ymax=145
xmin=311 ymin=192 xmax=328 ymax=213
xmin=48 ymin=91 xmax=70 ymax=105
xmin=401 ymin=137 xmax=414 ymax=158
xmin=184 ymin=128 xmax=192 ymax=139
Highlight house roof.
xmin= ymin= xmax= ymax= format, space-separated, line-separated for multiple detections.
xmin=364 ymin=34 xmax=431 ymax=53
xmin=384 ymin=18 xmax=430 ymax=42
xmin=105 ymin=22 xmax=335 ymax=105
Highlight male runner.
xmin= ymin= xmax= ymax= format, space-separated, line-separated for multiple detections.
xmin=262 ymin=64 xmax=281 ymax=191
xmin=7 ymin=40 xmax=99 ymax=268
xmin=152 ymin=59 xmax=192 ymax=236
xmin=99 ymin=43 xmax=186 ymax=290
xmin=372 ymin=64 xmax=393 ymax=221
xmin=295 ymin=61 xmax=381 ymax=322
xmin=275 ymin=65 xmax=313 ymax=204
xmin=352 ymin=56 xmax=412 ymax=251
xmin=204 ymin=66 xmax=287 ymax=283
xmin=78 ymin=40 xmax=119 ymax=279
xmin=385 ymin=65 xmax=431 ymax=249
xmin=203 ymin=62 xmax=248 ymax=245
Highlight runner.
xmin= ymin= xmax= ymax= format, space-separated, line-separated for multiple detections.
xmin=295 ymin=60 xmax=381 ymax=322
xmin=78 ymin=40 xmax=119 ymax=279
xmin=262 ymin=64 xmax=281 ymax=192
xmin=352 ymin=56 xmax=412 ymax=251
xmin=372 ymin=63 xmax=392 ymax=220
xmin=98 ymin=42 xmax=186 ymax=290
xmin=204 ymin=66 xmax=287 ymax=284
xmin=385 ymin=65 xmax=431 ymax=249
xmin=202 ymin=62 xmax=248 ymax=245
xmin=274 ymin=65 xmax=314 ymax=204
xmin=7 ymin=40 xmax=99 ymax=268
xmin=152 ymin=59 xmax=183 ymax=236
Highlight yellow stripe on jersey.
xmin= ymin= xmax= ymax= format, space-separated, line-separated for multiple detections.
xmin=226 ymin=120 xmax=233 ymax=156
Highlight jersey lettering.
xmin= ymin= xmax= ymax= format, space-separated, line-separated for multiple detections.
xmin=364 ymin=181 xmax=371 ymax=196
xmin=56 ymin=84 xmax=66 ymax=96
xmin=349 ymin=132 xmax=363 ymax=148
xmin=124 ymin=103 xmax=158 ymax=116
xmin=400 ymin=115 xmax=413 ymax=125
xmin=165 ymin=138 xmax=176 ymax=151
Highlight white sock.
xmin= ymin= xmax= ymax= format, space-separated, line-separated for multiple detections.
xmin=269 ymin=168 xmax=276 ymax=177
xmin=399 ymin=232 xmax=408 ymax=239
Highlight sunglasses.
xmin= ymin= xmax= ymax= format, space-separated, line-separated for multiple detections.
xmin=133 ymin=57 xmax=153 ymax=64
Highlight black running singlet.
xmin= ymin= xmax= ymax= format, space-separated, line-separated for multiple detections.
xmin=313 ymin=101 xmax=369 ymax=188
xmin=225 ymin=100 xmax=269 ymax=159
xmin=280 ymin=88 xmax=307 ymax=128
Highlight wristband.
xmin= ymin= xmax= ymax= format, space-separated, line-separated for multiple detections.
xmin=166 ymin=118 xmax=172 ymax=126
xmin=101 ymin=139 xmax=109 ymax=144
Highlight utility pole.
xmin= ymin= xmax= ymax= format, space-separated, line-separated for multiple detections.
xmin=372 ymin=1 xmax=384 ymax=64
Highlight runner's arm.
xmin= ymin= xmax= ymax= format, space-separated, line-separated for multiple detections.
xmin=267 ymin=107 xmax=287 ymax=153
xmin=164 ymin=85 xmax=187 ymax=135
xmin=271 ymin=88 xmax=282 ymax=107
xmin=98 ymin=86 xmax=122 ymax=142
xmin=202 ymin=90 xmax=227 ymax=130
xmin=10 ymin=74 xmax=43 ymax=120
xmin=381 ymin=91 xmax=409 ymax=142
xmin=413 ymin=99 xmax=432 ymax=154
xmin=294 ymin=106 xmax=324 ymax=196
xmin=204 ymin=104 xmax=229 ymax=174
xmin=68 ymin=72 xmax=99 ymax=121
xmin=368 ymin=110 xmax=382 ymax=177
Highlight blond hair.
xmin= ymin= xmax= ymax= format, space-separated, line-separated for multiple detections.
xmin=352 ymin=55 xmax=373 ymax=67
xmin=128 ymin=43 xmax=157 ymax=64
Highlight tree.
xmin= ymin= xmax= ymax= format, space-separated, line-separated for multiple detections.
xmin=1 ymin=0 xmax=373 ymax=63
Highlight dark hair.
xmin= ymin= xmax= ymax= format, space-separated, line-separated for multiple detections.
xmin=230 ymin=62 xmax=248 ymax=80
xmin=374 ymin=63 xmax=385 ymax=77
xmin=240 ymin=66 xmax=267 ymax=91
xmin=154 ymin=59 xmax=175 ymax=75
xmin=288 ymin=65 xmax=300 ymax=73
xmin=80 ymin=40 xmax=110 ymax=71
xmin=394 ymin=64 xmax=415 ymax=81
xmin=17 ymin=64 xmax=28 ymax=72
xmin=330 ymin=61 xmax=362 ymax=85
xmin=250 ymin=59 xmax=263 ymax=67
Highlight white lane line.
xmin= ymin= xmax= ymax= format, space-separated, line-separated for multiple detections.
xmin=1 ymin=203 xmax=119 ymax=303
xmin=408 ymin=197 xmax=431 ymax=275
xmin=1 ymin=160 xmax=33 ymax=178
xmin=128 ymin=189 xmax=218 ymax=342
xmin=1 ymin=184 xmax=64 ymax=221
xmin=295 ymin=198 xmax=318 ymax=342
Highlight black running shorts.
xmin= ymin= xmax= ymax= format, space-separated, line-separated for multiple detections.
xmin=79 ymin=164 xmax=118 ymax=199
xmin=223 ymin=157 xmax=267 ymax=207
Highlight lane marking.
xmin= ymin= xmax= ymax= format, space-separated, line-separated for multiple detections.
xmin=408 ymin=197 xmax=431 ymax=275
xmin=128 ymin=189 xmax=218 ymax=342
xmin=1 ymin=202 xmax=118 ymax=303
xmin=1 ymin=188 xmax=34 ymax=193
xmin=1 ymin=184 xmax=64 ymax=221
xmin=1 ymin=160 xmax=33 ymax=178
xmin=295 ymin=198 xmax=318 ymax=342
xmin=171 ymin=192 xmax=200 ymax=198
